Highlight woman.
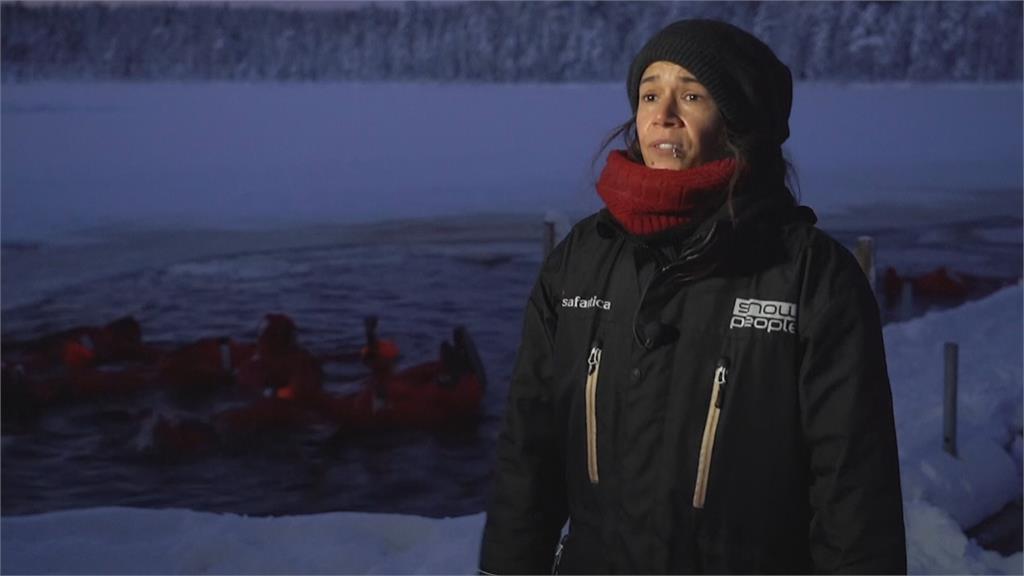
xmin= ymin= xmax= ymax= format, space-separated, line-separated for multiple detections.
xmin=480 ymin=19 xmax=906 ymax=574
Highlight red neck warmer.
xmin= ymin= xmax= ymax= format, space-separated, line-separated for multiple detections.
xmin=596 ymin=150 xmax=737 ymax=236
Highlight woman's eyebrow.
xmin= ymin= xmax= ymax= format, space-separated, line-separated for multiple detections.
xmin=640 ymin=74 xmax=703 ymax=85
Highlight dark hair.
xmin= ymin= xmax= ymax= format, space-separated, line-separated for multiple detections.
xmin=594 ymin=115 xmax=800 ymax=220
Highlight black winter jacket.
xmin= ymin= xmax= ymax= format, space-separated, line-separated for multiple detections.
xmin=480 ymin=191 xmax=906 ymax=574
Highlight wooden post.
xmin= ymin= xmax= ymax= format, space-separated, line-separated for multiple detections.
xmin=543 ymin=216 xmax=556 ymax=258
xmin=855 ymin=236 xmax=876 ymax=292
xmin=943 ymin=342 xmax=959 ymax=458
xmin=900 ymin=278 xmax=914 ymax=319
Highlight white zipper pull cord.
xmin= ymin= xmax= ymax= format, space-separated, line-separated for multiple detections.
xmin=587 ymin=346 xmax=601 ymax=374
xmin=586 ymin=344 xmax=603 ymax=484
xmin=694 ymin=359 xmax=729 ymax=508
xmin=714 ymin=363 xmax=728 ymax=408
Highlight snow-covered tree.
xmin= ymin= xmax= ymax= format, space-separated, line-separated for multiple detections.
xmin=1 ymin=1 xmax=1019 ymax=83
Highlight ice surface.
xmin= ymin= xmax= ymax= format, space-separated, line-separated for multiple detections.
xmin=977 ymin=226 xmax=1024 ymax=245
xmin=2 ymin=82 xmax=1020 ymax=242
xmin=0 ymin=213 xmax=546 ymax=312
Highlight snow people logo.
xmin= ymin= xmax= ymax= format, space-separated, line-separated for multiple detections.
xmin=730 ymin=298 xmax=797 ymax=334
xmin=561 ymin=295 xmax=612 ymax=311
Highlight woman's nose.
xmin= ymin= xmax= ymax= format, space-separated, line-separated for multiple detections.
xmin=654 ymin=100 xmax=682 ymax=126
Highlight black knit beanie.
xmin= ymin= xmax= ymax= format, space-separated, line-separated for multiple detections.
xmin=628 ymin=19 xmax=793 ymax=146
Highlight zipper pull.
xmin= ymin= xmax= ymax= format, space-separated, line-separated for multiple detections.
xmin=587 ymin=344 xmax=602 ymax=375
xmin=551 ymin=533 xmax=569 ymax=574
xmin=714 ymin=358 xmax=729 ymax=408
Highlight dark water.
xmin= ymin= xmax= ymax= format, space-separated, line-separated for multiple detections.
xmin=966 ymin=498 xmax=1024 ymax=557
xmin=827 ymin=213 xmax=1023 ymax=325
xmin=1 ymin=240 xmax=541 ymax=518
xmin=1 ymin=215 xmax=1020 ymax=524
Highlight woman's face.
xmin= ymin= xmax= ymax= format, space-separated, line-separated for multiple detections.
xmin=635 ymin=61 xmax=727 ymax=170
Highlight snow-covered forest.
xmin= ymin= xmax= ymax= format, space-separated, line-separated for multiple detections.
xmin=2 ymin=1 xmax=1021 ymax=83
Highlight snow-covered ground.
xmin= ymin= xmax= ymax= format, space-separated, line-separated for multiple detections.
xmin=1 ymin=506 xmax=486 ymax=574
xmin=889 ymin=285 xmax=1023 ymax=574
xmin=3 ymin=283 xmax=1021 ymax=575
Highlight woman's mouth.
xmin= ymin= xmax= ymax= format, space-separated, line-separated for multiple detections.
xmin=652 ymin=142 xmax=683 ymax=158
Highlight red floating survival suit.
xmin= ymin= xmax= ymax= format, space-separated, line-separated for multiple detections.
xmin=159 ymin=337 xmax=254 ymax=393
xmin=223 ymin=314 xmax=324 ymax=433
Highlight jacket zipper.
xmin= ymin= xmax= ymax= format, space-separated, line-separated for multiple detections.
xmin=551 ymin=533 xmax=568 ymax=574
xmin=586 ymin=343 xmax=603 ymax=485
xmin=693 ymin=358 xmax=729 ymax=509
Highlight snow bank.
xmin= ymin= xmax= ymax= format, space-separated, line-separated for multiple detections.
xmin=1 ymin=507 xmax=485 ymax=575
xmin=3 ymin=501 xmax=1020 ymax=575
xmin=886 ymin=284 xmax=1024 ymax=529
xmin=906 ymin=500 xmax=1022 ymax=575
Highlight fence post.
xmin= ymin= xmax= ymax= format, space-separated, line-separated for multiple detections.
xmin=543 ymin=215 xmax=556 ymax=258
xmin=943 ymin=342 xmax=959 ymax=458
xmin=900 ymin=278 xmax=914 ymax=318
xmin=855 ymin=236 xmax=876 ymax=292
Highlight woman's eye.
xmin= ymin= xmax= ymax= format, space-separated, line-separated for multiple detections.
xmin=641 ymin=93 xmax=657 ymax=103
xmin=683 ymin=93 xmax=702 ymax=102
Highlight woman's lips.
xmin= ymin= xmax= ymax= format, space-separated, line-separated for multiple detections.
xmin=650 ymin=141 xmax=683 ymax=157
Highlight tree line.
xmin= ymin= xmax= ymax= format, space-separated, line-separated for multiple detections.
xmin=2 ymin=1 xmax=1020 ymax=83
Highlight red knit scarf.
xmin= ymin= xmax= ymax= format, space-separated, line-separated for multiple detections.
xmin=596 ymin=150 xmax=737 ymax=236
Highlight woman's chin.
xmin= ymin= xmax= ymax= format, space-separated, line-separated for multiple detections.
xmin=644 ymin=158 xmax=692 ymax=171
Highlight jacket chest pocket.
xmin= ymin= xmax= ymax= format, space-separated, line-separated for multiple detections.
xmin=687 ymin=331 xmax=798 ymax=514
xmin=552 ymin=315 xmax=618 ymax=494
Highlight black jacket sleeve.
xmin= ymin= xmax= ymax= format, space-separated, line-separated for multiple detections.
xmin=479 ymin=254 xmax=568 ymax=575
xmin=797 ymin=236 xmax=907 ymax=574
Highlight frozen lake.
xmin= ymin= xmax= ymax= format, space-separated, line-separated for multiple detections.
xmin=1 ymin=81 xmax=1021 ymax=241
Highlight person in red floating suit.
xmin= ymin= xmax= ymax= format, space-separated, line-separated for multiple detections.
xmin=2 ymin=316 xmax=160 ymax=407
xmin=883 ymin=266 xmax=971 ymax=304
xmin=360 ymin=315 xmax=401 ymax=407
xmin=912 ymin=267 xmax=969 ymax=300
xmin=371 ymin=325 xmax=485 ymax=428
xmin=144 ymin=314 xmax=321 ymax=454
xmin=234 ymin=313 xmax=323 ymax=402
xmin=883 ymin=266 xmax=904 ymax=304
xmin=320 ymin=320 xmax=486 ymax=430
xmin=61 ymin=316 xmax=158 ymax=399
xmin=6 ymin=315 xmax=155 ymax=371
xmin=158 ymin=337 xmax=255 ymax=397
xmin=217 ymin=313 xmax=324 ymax=433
